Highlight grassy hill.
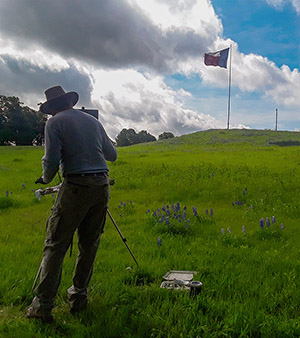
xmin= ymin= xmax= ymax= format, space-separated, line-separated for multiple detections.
xmin=1 ymin=129 xmax=300 ymax=337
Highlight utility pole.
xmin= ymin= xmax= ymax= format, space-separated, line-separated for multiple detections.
xmin=275 ymin=108 xmax=278 ymax=131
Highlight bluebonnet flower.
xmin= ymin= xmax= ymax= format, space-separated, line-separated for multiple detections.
xmin=232 ymin=202 xmax=235 ymax=207
xmin=123 ymin=203 xmax=126 ymax=207
xmin=166 ymin=209 xmax=170 ymax=216
xmin=243 ymin=190 xmax=245 ymax=196
xmin=272 ymin=216 xmax=276 ymax=223
xmin=6 ymin=190 xmax=9 ymax=197
xmin=159 ymin=218 xmax=163 ymax=223
xmin=221 ymin=228 xmax=225 ymax=234
xmin=146 ymin=209 xmax=150 ymax=214
xmin=162 ymin=205 xmax=166 ymax=212
xmin=119 ymin=213 xmax=122 ymax=217
xmin=157 ymin=237 xmax=162 ymax=246
xmin=161 ymin=215 xmax=165 ymax=221
xmin=242 ymin=226 xmax=246 ymax=233
xmin=186 ymin=219 xmax=190 ymax=229
xmin=182 ymin=211 xmax=186 ymax=221
xmin=245 ymin=187 xmax=247 ymax=191
xmin=166 ymin=217 xmax=170 ymax=225
xmin=250 ymin=205 xmax=254 ymax=209
xmin=280 ymin=223 xmax=284 ymax=230
xmin=153 ymin=211 xmax=157 ymax=217
xmin=259 ymin=218 xmax=264 ymax=228
xmin=52 ymin=194 xmax=55 ymax=198
xmin=205 ymin=209 xmax=209 ymax=215
xmin=227 ymin=228 xmax=232 ymax=233
xmin=210 ymin=208 xmax=213 ymax=217
xmin=192 ymin=207 xmax=197 ymax=216
xmin=183 ymin=206 xmax=187 ymax=211
xmin=158 ymin=208 xmax=161 ymax=216
xmin=22 ymin=183 xmax=25 ymax=188
xmin=118 ymin=205 xmax=121 ymax=209
xmin=171 ymin=203 xmax=174 ymax=210
xmin=266 ymin=217 xmax=270 ymax=227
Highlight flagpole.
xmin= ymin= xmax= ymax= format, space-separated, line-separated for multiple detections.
xmin=227 ymin=45 xmax=232 ymax=130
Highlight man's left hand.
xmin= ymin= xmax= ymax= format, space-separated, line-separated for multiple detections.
xmin=35 ymin=176 xmax=46 ymax=184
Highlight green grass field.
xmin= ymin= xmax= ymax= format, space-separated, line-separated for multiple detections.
xmin=1 ymin=129 xmax=300 ymax=337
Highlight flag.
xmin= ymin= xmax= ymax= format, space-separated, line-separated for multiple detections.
xmin=204 ymin=47 xmax=229 ymax=68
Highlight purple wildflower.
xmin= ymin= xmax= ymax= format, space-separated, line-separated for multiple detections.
xmin=158 ymin=208 xmax=161 ymax=216
xmin=192 ymin=207 xmax=198 ymax=216
xmin=182 ymin=211 xmax=186 ymax=221
xmin=22 ymin=183 xmax=25 ymax=188
xmin=210 ymin=208 xmax=213 ymax=217
xmin=266 ymin=217 xmax=270 ymax=227
xmin=166 ymin=217 xmax=170 ymax=225
xmin=119 ymin=213 xmax=122 ymax=217
xmin=280 ymin=223 xmax=284 ymax=230
xmin=242 ymin=226 xmax=246 ymax=233
xmin=227 ymin=228 xmax=232 ymax=233
xmin=272 ymin=216 xmax=276 ymax=224
xmin=6 ymin=190 xmax=9 ymax=197
xmin=146 ymin=209 xmax=150 ymax=214
xmin=186 ymin=219 xmax=190 ymax=229
xmin=162 ymin=205 xmax=166 ymax=212
xmin=232 ymin=202 xmax=235 ymax=207
xmin=171 ymin=203 xmax=174 ymax=210
xmin=157 ymin=237 xmax=162 ymax=247
xmin=206 ymin=209 xmax=209 ymax=215
xmin=153 ymin=211 xmax=157 ymax=217
xmin=166 ymin=209 xmax=170 ymax=216
xmin=259 ymin=218 xmax=264 ymax=228
xmin=159 ymin=218 xmax=162 ymax=223
xmin=221 ymin=228 xmax=225 ymax=234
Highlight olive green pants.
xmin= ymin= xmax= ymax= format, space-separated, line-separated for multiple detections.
xmin=31 ymin=175 xmax=110 ymax=312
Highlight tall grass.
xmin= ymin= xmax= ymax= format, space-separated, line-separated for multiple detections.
xmin=1 ymin=130 xmax=300 ymax=337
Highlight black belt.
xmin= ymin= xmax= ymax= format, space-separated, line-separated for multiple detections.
xmin=65 ymin=172 xmax=107 ymax=178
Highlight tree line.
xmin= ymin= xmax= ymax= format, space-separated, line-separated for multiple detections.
xmin=0 ymin=94 xmax=174 ymax=146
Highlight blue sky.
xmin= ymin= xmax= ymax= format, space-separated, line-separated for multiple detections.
xmin=0 ymin=0 xmax=300 ymax=137
xmin=214 ymin=0 xmax=300 ymax=70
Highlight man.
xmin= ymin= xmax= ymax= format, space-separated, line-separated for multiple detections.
xmin=27 ymin=86 xmax=117 ymax=323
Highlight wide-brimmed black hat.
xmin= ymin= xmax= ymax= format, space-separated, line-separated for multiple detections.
xmin=39 ymin=86 xmax=79 ymax=114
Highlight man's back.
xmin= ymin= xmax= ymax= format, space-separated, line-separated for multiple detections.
xmin=43 ymin=109 xmax=117 ymax=183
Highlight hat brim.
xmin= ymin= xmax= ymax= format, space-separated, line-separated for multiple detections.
xmin=39 ymin=92 xmax=79 ymax=114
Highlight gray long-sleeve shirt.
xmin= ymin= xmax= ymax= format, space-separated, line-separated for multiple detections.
xmin=42 ymin=109 xmax=117 ymax=184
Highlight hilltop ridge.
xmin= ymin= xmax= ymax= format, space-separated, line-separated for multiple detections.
xmin=156 ymin=129 xmax=300 ymax=147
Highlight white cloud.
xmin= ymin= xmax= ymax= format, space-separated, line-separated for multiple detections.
xmin=91 ymin=69 xmax=227 ymax=138
xmin=265 ymin=0 xmax=300 ymax=13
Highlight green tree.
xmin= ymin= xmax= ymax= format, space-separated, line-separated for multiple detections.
xmin=0 ymin=95 xmax=46 ymax=145
xmin=158 ymin=132 xmax=174 ymax=140
xmin=116 ymin=128 xmax=156 ymax=146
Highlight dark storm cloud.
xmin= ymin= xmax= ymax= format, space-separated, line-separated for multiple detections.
xmin=0 ymin=0 xmax=216 ymax=72
xmin=0 ymin=55 xmax=93 ymax=107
